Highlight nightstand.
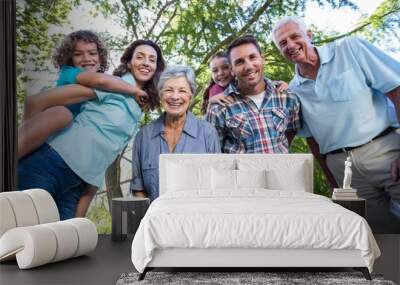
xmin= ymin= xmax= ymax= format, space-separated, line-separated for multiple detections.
xmin=111 ymin=197 xmax=150 ymax=242
xmin=332 ymin=198 xmax=366 ymax=218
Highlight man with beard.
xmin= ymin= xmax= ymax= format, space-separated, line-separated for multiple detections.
xmin=272 ymin=16 xmax=400 ymax=233
xmin=206 ymin=35 xmax=300 ymax=154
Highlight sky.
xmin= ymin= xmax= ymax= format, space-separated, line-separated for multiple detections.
xmin=305 ymin=0 xmax=399 ymax=59
xmin=305 ymin=0 xmax=380 ymax=33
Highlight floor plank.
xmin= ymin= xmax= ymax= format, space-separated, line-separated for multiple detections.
xmin=0 ymin=235 xmax=133 ymax=285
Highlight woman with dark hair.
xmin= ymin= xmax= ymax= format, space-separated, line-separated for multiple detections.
xmin=113 ymin=39 xmax=165 ymax=110
xmin=18 ymin=39 xmax=166 ymax=220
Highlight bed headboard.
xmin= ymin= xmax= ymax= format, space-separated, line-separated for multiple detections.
xmin=159 ymin=154 xmax=313 ymax=195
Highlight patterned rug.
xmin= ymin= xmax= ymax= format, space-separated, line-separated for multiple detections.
xmin=116 ymin=271 xmax=396 ymax=285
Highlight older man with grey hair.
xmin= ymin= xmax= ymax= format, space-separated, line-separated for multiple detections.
xmin=130 ymin=65 xmax=221 ymax=201
xmin=272 ymin=16 xmax=400 ymax=233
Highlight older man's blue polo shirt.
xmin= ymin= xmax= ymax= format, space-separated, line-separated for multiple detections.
xmin=130 ymin=111 xmax=221 ymax=201
xmin=289 ymin=37 xmax=400 ymax=154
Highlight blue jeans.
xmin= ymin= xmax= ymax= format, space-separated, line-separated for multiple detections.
xmin=18 ymin=143 xmax=86 ymax=220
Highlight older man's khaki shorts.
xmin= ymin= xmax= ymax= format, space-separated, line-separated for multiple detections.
xmin=326 ymin=130 xmax=400 ymax=234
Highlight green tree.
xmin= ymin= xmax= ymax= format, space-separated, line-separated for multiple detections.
xmin=16 ymin=0 xmax=80 ymax=119
xmin=89 ymin=0 xmax=399 ymax=208
xmin=17 ymin=0 xmax=400 ymax=232
xmin=88 ymin=0 xmax=362 ymax=202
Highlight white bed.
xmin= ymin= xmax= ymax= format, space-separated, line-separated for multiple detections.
xmin=131 ymin=154 xmax=380 ymax=280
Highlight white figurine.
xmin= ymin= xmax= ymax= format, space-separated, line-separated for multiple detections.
xmin=342 ymin=156 xmax=352 ymax=189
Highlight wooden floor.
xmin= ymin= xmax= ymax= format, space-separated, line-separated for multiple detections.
xmin=1 ymin=234 xmax=398 ymax=285
xmin=0 ymin=235 xmax=134 ymax=285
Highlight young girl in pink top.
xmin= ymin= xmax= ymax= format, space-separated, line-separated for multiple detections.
xmin=201 ymin=52 xmax=234 ymax=114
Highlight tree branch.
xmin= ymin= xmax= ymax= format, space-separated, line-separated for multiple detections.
xmin=155 ymin=5 xmax=179 ymax=42
xmin=145 ymin=0 xmax=177 ymax=39
xmin=315 ymin=5 xmax=400 ymax=45
xmin=121 ymin=0 xmax=138 ymax=39
xmin=195 ymin=0 xmax=273 ymax=74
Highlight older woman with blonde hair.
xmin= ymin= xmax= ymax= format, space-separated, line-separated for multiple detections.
xmin=130 ymin=65 xmax=221 ymax=201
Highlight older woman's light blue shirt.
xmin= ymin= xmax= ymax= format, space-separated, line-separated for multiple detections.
xmin=48 ymin=73 xmax=142 ymax=187
xmin=130 ymin=111 xmax=221 ymax=201
xmin=289 ymin=37 xmax=400 ymax=154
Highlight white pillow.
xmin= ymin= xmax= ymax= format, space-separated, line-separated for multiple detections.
xmin=238 ymin=159 xmax=308 ymax=192
xmin=265 ymin=165 xmax=307 ymax=191
xmin=236 ymin=169 xmax=267 ymax=189
xmin=167 ymin=163 xmax=212 ymax=192
xmin=212 ymin=169 xmax=236 ymax=190
xmin=211 ymin=169 xmax=267 ymax=191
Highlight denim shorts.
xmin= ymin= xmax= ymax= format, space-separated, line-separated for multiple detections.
xmin=18 ymin=143 xmax=86 ymax=220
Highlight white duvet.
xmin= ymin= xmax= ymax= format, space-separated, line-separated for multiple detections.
xmin=131 ymin=190 xmax=380 ymax=273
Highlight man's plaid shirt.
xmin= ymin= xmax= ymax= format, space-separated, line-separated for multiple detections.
xmin=205 ymin=78 xmax=301 ymax=153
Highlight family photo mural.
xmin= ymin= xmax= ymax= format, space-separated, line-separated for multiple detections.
xmin=16 ymin=0 xmax=400 ymax=235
